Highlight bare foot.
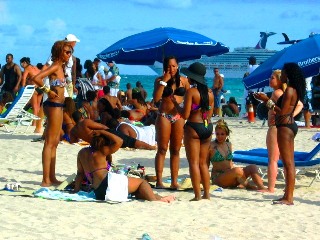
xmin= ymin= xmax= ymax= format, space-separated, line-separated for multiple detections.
xmin=160 ymin=195 xmax=175 ymax=203
xmin=258 ymin=188 xmax=275 ymax=193
xmin=41 ymin=181 xmax=53 ymax=187
xmin=170 ymin=183 xmax=180 ymax=190
xmin=155 ymin=183 xmax=165 ymax=189
xmin=34 ymin=128 xmax=42 ymax=133
xmin=190 ymin=197 xmax=201 ymax=201
xmin=202 ymin=195 xmax=210 ymax=200
xmin=272 ymin=199 xmax=294 ymax=205
xmin=51 ymin=179 xmax=63 ymax=186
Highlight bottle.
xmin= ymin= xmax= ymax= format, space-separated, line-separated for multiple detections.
xmin=141 ymin=233 xmax=152 ymax=240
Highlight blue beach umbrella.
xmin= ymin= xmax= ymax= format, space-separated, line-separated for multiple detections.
xmin=97 ymin=27 xmax=229 ymax=65
xmin=243 ymin=34 xmax=320 ymax=90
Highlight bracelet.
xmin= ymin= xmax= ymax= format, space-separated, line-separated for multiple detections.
xmin=266 ymin=99 xmax=275 ymax=110
xmin=40 ymin=85 xmax=50 ymax=93
xmin=159 ymin=81 xmax=167 ymax=86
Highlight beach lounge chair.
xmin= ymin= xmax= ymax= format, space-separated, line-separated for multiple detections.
xmin=0 ymin=85 xmax=40 ymax=133
xmin=234 ymin=143 xmax=320 ymax=162
xmin=233 ymin=152 xmax=320 ymax=186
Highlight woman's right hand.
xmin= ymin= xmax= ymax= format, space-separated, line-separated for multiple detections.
xmin=163 ymin=71 xmax=171 ymax=82
xmin=47 ymin=90 xmax=59 ymax=99
xmin=253 ymin=92 xmax=268 ymax=102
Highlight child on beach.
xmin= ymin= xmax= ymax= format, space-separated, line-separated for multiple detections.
xmin=207 ymin=120 xmax=266 ymax=190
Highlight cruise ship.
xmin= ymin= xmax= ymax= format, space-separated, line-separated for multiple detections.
xmin=149 ymin=32 xmax=278 ymax=78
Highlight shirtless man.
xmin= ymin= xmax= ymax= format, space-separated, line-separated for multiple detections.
xmin=102 ymin=86 xmax=122 ymax=110
xmin=125 ymin=83 xmax=132 ymax=103
xmin=70 ymin=111 xmax=156 ymax=150
xmin=212 ymin=68 xmax=224 ymax=117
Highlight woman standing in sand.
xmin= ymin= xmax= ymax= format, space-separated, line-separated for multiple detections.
xmin=74 ymin=131 xmax=175 ymax=202
xmin=153 ymin=56 xmax=189 ymax=189
xmin=208 ymin=120 xmax=265 ymax=190
xmin=20 ymin=57 xmax=43 ymax=133
xmin=171 ymin=62 xmax=214 ymax=200
xmin=258 ymin=70 xmax=303 ymax=193
xmin=31 ymin=40 xmax=73 ymax=187
xmin=254 ymin=63 xmax=306 ymax=205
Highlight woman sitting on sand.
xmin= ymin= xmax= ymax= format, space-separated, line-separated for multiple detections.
xmin=74 ymin=131 xmax=174 ymax=202
xmin=207 ymin=120 xmax=266 ymax=190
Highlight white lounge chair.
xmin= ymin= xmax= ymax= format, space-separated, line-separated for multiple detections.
xmin=0 ymin=85 xmax=40 ymax=133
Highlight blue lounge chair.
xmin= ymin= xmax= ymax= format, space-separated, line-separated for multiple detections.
xmin=0 ymin=85 xmax=40 ymax=133
xmin=233 ymin=152 xmax=320 ymax=186
xmin=234 ymin=143 xmax=320 ymax=162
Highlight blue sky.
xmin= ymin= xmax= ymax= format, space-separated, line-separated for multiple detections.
xmin=1 ymin=0 xmax=319 ymax=75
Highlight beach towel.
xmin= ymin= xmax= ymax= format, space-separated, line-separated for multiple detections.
xmin=105 ymin=172 xmax=129 ymax=202
xmin=34 ymin=188 xmax=96 ymax=201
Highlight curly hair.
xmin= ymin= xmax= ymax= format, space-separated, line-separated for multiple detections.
xmin=215 ymin=119 xmax=231 ymax=136
xmin=91 ymin=134 xmax=112 ymax=152
xmin=20 ymin=57 xmax=31 ymax=65
xmin=64 ymin=97 xmax=76 ymax=116
xmin=282 ymin=62 xmax=306 ymax=101
xmin=51 ymin=40 xmax=73 ymax=62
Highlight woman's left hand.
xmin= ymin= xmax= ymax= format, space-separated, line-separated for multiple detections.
xmin=170 ymin=95 xmax=177 ymax=103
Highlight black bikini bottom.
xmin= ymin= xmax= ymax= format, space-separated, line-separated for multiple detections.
xmin=276 ymin=122 xmax=298 ymax=137
xmin=185 ymin=122 xmax=213 ymax=140
xmin=43 ymin=101 xmax=65 ymax=108
xmin=107 ymin=129 xmax=137 ymax=148
xmin=94 ymin=175 xmax=108 ymax=200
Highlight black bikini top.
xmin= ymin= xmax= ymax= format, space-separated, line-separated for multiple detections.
xmin=161 ymin=76 xmax=186 ymax=97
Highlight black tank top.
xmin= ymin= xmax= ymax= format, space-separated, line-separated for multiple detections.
xmin=3 ymin=64 xmax=18 ymax=91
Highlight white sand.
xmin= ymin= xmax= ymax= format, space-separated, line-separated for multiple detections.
xmin=0 ymin=119 xmax=319 ymax=240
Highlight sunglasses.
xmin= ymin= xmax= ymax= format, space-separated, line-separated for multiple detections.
xmin=64 ymin=50 xmax=72 ymax=55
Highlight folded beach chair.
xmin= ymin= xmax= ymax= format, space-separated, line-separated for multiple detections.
xmin=233 ymin=153 xmax=320 ymax=186
xmin=234 ymin=143 xmax=320 ymax=162
xmin=0 ymin=85 xmax=40 ymax=133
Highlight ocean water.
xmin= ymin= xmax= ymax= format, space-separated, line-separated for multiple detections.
xmin=119 ymin=75 xmax=246 ymax=105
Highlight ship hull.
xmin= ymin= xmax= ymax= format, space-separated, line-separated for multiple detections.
xmin=149 ymin=48 xmax=278 ymax=78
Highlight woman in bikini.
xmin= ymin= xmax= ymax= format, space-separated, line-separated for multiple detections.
xmin=20 ymin=57 xmax=44 ymax=133
xmin=207 ymin=120 xmax=266 ymax=190
xmin=74 ymin=131 xmax=175 ymax=202
xmin=257 ymin=70 xmax=303 ymax=193
xmin=171 ymin=62 xmax=214 ymax=200
xmin=125 ymin=88 xmax=148 ymax=121
xmin=254 ymin=63 xmax=306 ymax=205
xmin=153 ymin=56 xmax=189 ymax=189
xmin=31 ymin=40 xmax=73 ymax=187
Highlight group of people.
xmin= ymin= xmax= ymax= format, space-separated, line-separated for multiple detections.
xmin=0 ymin=34 xmax=306 ymax=205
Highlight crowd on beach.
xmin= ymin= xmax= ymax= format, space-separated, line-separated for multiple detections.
xmin=0 ymin=33 xmax=309 ymax=205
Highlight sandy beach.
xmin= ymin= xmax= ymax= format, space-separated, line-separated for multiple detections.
xmin=0 ymin=118 xmax=319 ymax=240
